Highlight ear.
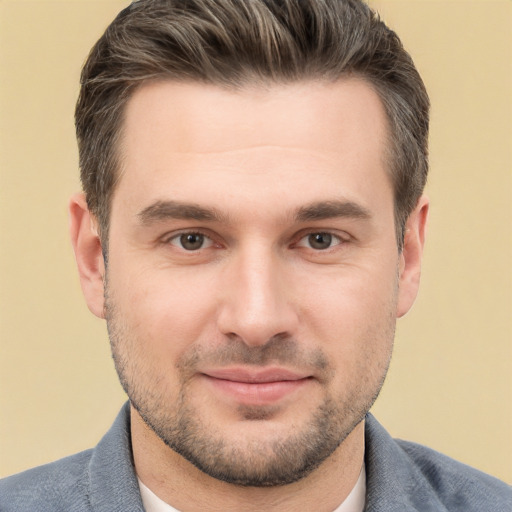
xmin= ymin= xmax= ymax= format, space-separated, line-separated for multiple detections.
xmin=69 ymin=193 xmax=106 ymax=319
xmin=396 ymin=195 xmax=429 ymax=318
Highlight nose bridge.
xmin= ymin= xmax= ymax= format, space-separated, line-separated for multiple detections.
xmin=217 ymin=240 xmax=297 ymax=346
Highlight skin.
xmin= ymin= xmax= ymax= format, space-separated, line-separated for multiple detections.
xmin=70 ymin=79 xmax=428 ymax=511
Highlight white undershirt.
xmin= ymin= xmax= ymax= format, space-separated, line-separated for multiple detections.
xmin=138 ymin=464 xmax=366 ymax=512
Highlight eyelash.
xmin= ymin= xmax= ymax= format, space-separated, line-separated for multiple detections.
xmin=164 ymin=231 xmax=216 ymax=251
xmin=294 ymin=232 xmax=345 ymax=251
xmin=162 ymin=230 xmax=348 ymax=252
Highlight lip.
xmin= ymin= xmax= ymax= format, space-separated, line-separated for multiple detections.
xmin=204 ymin=367 xmax=309 ymax=383
xmin=201 ymin=367 xmax=312 ymax=405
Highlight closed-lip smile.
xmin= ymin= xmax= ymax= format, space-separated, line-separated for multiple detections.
xmin=201 ymin=367 xmax=313 ymax=405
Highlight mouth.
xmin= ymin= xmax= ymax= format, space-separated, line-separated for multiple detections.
xmin=200 ymin=367 xmax=313 ymax=406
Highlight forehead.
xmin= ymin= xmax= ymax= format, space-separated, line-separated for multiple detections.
xmin=122 ymin=78 xmax=388 ymax=157
xmin=114 ymin=79 xmax=392 ymax=220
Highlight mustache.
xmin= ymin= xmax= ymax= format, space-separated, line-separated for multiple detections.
xmin=176 ymin=334 xmax=331 ymax=376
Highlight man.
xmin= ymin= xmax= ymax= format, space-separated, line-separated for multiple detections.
xmin=1 ymin=0 xmax=510 ymax=510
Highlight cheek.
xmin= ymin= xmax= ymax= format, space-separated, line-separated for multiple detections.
xmin=297 ymin=262 xmax=398 ymax=365
xmin=108 ymin=262 xmax=220 ymax=357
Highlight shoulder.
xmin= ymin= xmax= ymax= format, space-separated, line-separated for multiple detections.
xmin=0 ymin=449 xmax=93 ymax=512
xmin=0 ymin=404 xmax=143 ymax=512
xmin=364 ymin=414 xmax=512 ymax=512
xmin=396 ymin=438 xmax=512 ymax=511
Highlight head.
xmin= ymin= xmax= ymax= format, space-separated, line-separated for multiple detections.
xmin=76 ymin=0 xmax=429 ymax=249
xmin=71 ymin=0 xmax=430 ymax=490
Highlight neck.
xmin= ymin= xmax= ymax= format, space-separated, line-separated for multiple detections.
xmin=131 ymin=406 xmax=365 ymax=512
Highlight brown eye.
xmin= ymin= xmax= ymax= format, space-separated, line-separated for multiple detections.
xmin=168 ymin=232 xmax=213 ymax=251
xmin=180 ymin=233 xmax=205 ymax=250
xmin=308 ymin=233 xmax=333 ymax=250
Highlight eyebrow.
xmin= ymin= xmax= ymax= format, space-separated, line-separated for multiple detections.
xmin=137 ymin=198 xmax=371 ymax=226
xmin=137 ymin=200 xmax=227 ymax=225
xmin=294 ymin=200 xmax=371 ymax=222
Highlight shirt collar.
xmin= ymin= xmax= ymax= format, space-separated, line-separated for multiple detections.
xmin=138 ymin=464 xmax=366 ymax=512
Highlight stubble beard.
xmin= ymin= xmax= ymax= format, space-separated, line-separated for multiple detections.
xmin=105 ymin=288 xmax=395 ymax=487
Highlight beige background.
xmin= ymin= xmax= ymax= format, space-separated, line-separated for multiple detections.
xmin=0 ymin=0 xmax=511 ymax=483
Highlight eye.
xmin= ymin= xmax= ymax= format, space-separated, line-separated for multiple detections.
xmin=296 ymin=232 xmax=343 ymax=250
xmin=168 ymin=232 xmax=214 ymax=251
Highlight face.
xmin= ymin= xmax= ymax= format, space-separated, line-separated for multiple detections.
xmin=80 ymin=79 xmax=424 ymax=486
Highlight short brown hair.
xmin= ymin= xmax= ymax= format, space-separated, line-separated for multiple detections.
xmin=76 ymin=0 xmax=429 ymax=247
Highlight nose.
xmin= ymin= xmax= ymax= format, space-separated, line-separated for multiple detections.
xmin=216 ymin=245 xmax=299 ymax=347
